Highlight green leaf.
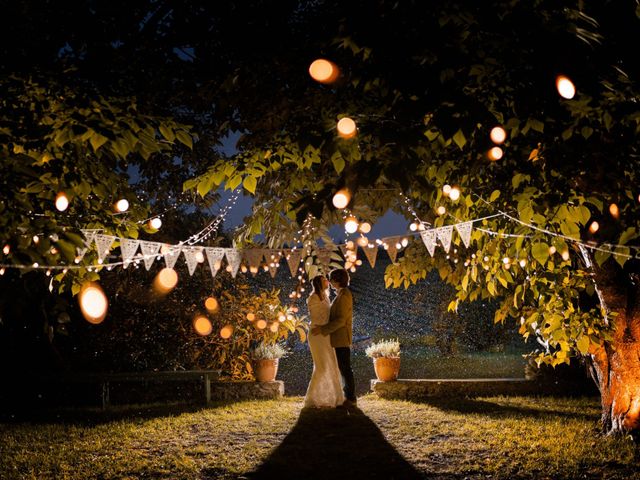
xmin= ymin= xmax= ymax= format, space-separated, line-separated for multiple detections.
xmin=614 ymin=247 xmax=630 ymax=268
xmin=531 ymin=243 xmax=549 ymax=266
xmin=227 ymin=174 xmax=242 ymax=190
xmin=576 ymin=335 xmax=590 ymax=355
xmin=159 ymin=124 xmax=175 ymax=142
xmin=594 ymin=249 xmax=610 ymax=266
xmin=89 ymin=132 xmax=109 ymax=152
xmin=489 ymin=190 xmax=500 ymax=202
xmin=619 ymin=227 xmax=637 ymax=245
xmin=559 ymin=221 xmax=580 ymax=240
xmin=197 ymin=174 xmax=217 ymax=198
xmin=331 ymin=151 xmax=345 ymax=174
xmin=452 ymin=129 xmax=466 ymax=150
xmin=243 ymin=175 xmax=257 ymax=194
xmin=176 ymin=130 xmax=193 ymax=149
xmin=529 ymin=119 xmax=544 ymax=133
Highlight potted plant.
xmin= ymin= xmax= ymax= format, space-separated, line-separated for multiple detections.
xmin=366 ymin=339 xmax=401 ymax=382
xmin=251 ymin=342 xmax=288 ymax=382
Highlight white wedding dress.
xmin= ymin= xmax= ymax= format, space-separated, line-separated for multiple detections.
xmin=304 ymin=293 xmax=345 ymax=408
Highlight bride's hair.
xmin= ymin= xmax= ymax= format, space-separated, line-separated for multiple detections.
xmin=311 ymin=275 xmax=327 ymax=302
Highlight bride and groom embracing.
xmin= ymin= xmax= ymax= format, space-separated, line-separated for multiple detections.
xmin=305 ymin=268 xmax=357 ymax=409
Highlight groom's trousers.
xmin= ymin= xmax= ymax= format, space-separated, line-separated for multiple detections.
xmin=335 ymin=347 xmax=356 ymax=401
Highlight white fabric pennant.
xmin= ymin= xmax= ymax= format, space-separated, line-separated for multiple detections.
xmin=77 ymin=230 xmax=97 ymax=261
xmin=420 ymin=229 xmax=437 ymax=257
xmin=139 ymin=241 xmax=162 ymax=270
xmin=243 ymin=249 xmax=265 ymax=275
xmin=120 ymin=238 xmax=140 ymax=268
xmin=436 ymin=226 xmax=454 ymax=253
xmin=95 ymin=234 xmax=115 ymax=263
xmin=182 ymin=246 xmax=204 ymax=276
xmin=225 ymin=249 xmax=242 ymax=278
xmin=285 ymin=249 xmax=304 ymax=277
xmin=363 ymin=245 xmax=378 ymax=268
xmin=455 ymin=222 xmax=473 ymax=249
xmin=205 ymin=247 xmax=226 ymax=277
xmin=163 ymin=245 xmax=182 ymax=269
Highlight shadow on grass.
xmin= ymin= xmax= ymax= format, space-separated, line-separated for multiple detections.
xmin=248 ymin=406 xmax=423 ymax=480
xmin=409 ymin=396 xmax=599 ymax=422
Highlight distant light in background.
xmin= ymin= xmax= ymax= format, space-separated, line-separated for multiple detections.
xmin=449 ymin=187 xmax=460 ymax=201
xmin=2 ymin=244 xmax=9 ymax=255
xmin=195 ymin=251 xmax=205 ymax=263
xmin=55 ymin=192 xmax=69 ymax=211
xmin=220 ymin=325 xmax=233 ymax=339
xmin=205 ymin=297 xmax=220 ymax=312
xmin=488 ymin=147 xmax=503 ymax=161
xmin=337 ymin=117 xmax=357 ymax=139
xmin=332 ymin=189 xmax=351 ymax=209
xmin=409 ymin=222 xmax=418 ymax=232
xmin=589 ymin=221 xmax=600 ymax=233
xmin=33 ymin=235 xmax=39 ymax=244
xmin=79 ymin=282 xmax=108 ymax=324
xmin=308 ymin=59 xmax=339 ymax=84
xmin=115 ymin=199 xmax=129 ymax=212
xmin=150 ymin=217 xmax=162 ymax=229
xmin=556 ymin=75 xmax=576 ymax=99
xmin=246 ymin=312 xmax=256 ymax=322
xmin=561 ymin=250 xmax=570 ymax=261
xmin=490 ymin=126 xmax=507 ymax=144
xmin=609 ymin=203 xmax=619 ymax=219
xmin=154 ymin=268 xmax=178 ymax=294
xmin=193 ymin=315 xmax=213 ymax=336
xmin=255 ymin=319 xmax=267 ymax=329
xmin=442 ymin=184 xmax=452 ymax=196
xmin=436 ymin=206 xmax=446 ymax=216
xmin=345 ymin=216 xmax=359 ymax=233
xmin=269 ymin=323 xmax=279 ymax=333
xmin=359 ymin=222 xmax=371 ymax=234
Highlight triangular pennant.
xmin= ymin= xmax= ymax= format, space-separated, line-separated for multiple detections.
xmin=385 ymin=237 xmax=399 ymax=264
xmin=205 ymin=247 xmax=226 ymax=278
xmin=77 ymin=230 xmax=97 ymax=261
xmin=436 ymin=226 xmax=454 ymax=253
xmin=182 ymin=246 xmax=204 ymax=276
xmin=243 ymin=249 xmax=265 ymax=275
xmin=266 ymin=250 xmax=282 ymax=278
xmin=163 ymin=245 xmax=182 ymax=269
xmin=119 ymin=238 xmax=140 ymax=268
xmin=420 ymin=229 xmax=437 ymax=257
xmin=455 ymin=222 xmax=473 ymax=249
xmin=139 ymin=241 xmax=162 ymax=270
xmin=95 ymin=234 xmax=115 ymax=263
xmin=363 ymin=245 xmax=378 ymax=268
xmin=225 ymin=249 xmax=242 ymax=278
xmin=285 ymin=249 xmax=304 ymax=278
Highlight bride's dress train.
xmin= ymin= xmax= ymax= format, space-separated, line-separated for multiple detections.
xmin=304 ymin=294 xmax=345 ymax=408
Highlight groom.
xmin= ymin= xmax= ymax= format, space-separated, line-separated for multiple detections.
xmin=311 ymin=268 xmax=356 ymax=407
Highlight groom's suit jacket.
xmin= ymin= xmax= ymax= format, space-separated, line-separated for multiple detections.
xmin=320 ymin=287 xmax=353 ymax=348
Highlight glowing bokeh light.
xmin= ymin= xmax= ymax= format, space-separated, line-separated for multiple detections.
xmin=278 ymin=314 xmax=286 ymax=322
xmin=409 ymin=223 xmax=418 ymax=232
xmin=115 ymin=199 xmax=129 ymax=212
xmin=195 ymin=251 xmax=205 ymax=263
xmin=359 ymin=222 xmax=371 ymax=234
xmin=205 ymin=297 xmax=220 ymax=312
xmin=345 ymin=216 xmax=359 ymax=233
xmin=220 ymin=324 xmax=233 ymax=339
xmin=255 ymin=319 xmax=267 ymax=330
xmin=549 ymin=246 xmax=557 ymax=255
xmin=193 ymin=316 xmax=213 ymax=336
xmin=449 ymin=187 xmax=460 ymax=201
xmin=488 ymin=147 xmax=503 ymax=161
xmin=519 ymin=259 xmax=527 ymax=268
xmin=556 ymin=75 xmax=576 ymax=99
xmin=150 ymin=217 xmax=162 ymax=229
xmin=337 ymin=117 xmax=357 ymax=139
xmin=79 ymin=282 xmax=108 ymax=324
xmin=609 ymin=203 xmax=619 ymax=219
xmin=401 ymin=238 xmax=409 ymax=247
xmin=2 ymin=244 xmax=9 ymax=255
xmin=246 ymin=312 xmax=256 ymax=322
xmin=308 ymin=59 xmax=339 ymax=84
xmin=357 ymin=236 xmax=368 ymax=247
xmin=589 ymin=221 xmax=600 ymax=233
xmin=55 ymin=192 xmax=69 ymax=212
xmin=154 ymin=268 xmax=178 ymax=294
xmin=332 ymin=189 xmax=351 ymax=209
xmin=436 ymin=206 xmax=446 ymax=216
xmin=269 ymin=323 xmax=279 ymax=333
xmin=561 ymin=250 xmax=570 ymax=261
xmin=490 ymin=126 xmax=507 ymax=144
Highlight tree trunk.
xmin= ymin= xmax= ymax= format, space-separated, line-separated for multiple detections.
xmin=590 ymin=262 xmax=640 ymax=437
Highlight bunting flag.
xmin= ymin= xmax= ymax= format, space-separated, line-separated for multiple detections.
xmin=385 ymin=238 xmax=399 ymax=264
xmin=205 ymin=247 xmax=226 ymax=277
xmin=436 ymin=226 xmax=454 ymax=253
xmin=139 ymin=241 xmax=162 ymax=270
xmin=455 ymin=222 xmax=473 ymax=248
xmin=266 ymin=250 xmax=282 ymax=278
xmin=182 ymin=246 xmax=204 ymax=276
xmin=77 ymin=229 xmax=97 ymax=261
xmin=363 ymin=245 xmax=378 ymax=268
xmin=420 ymin=229 xmax=437 ymax=257
xmin=119 ymin=238 xmax=140 ymax=268
xmin=163 ymin=245 xmax=182 ymax=269
xmin=243 ymin=249 xmax=265 ymax=275
xmin=95 ymin=234 xmax=115 ymax=263
xmin=225 ymin=249 xmax=242 ymax=278
xmin=285 ymin=249 xmax=304 ymax=277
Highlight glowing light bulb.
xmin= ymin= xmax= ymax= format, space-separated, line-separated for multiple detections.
xmin=220 ymin=325 xmax=233 ymax=339
xmin=561 ymin=250 xmax=570 ymax=261
xmin=519 ymin=259 xmax=527 ymax=268
xmin=357 ymin=236 xmax=368 ymax=247
xmin=418 ymin=223 xmax=426 ymax=231
xmin=401 ymin=238 xmax=409 ymax=247
xmin=449 ymin=187 xmax=460 ymax=201
xmin=246 ymin=312 xmax=256 ymax=322
xmin=609 ymin=203 xmax=619 ymax=219
xmin=115 ymin=199 xmax=129 ymax=212
xmin=345 ymin=216 xmax=359 ymax=233
xmin=150 ymin=217 xmax=162 ymax=229
xmin=356 ymin=259 xmax=362 ymax=266
xmin=490 ymin=126 xmax=507 ymax=144
xmin=556 ymin=75 xmax=576 ymax=99
xmin=332 ymin=189 xmax=351 ymax=209
xmin=55 ymin=192 xmax=69 ymax=212
xmin=395 ymin=242 xmax=402 ymax=249
xmin=350 ymin=266 xmax=356 ymax=273
xmin=309 ymin=59 xmax=339 ymax=84
xmin=154 ymin=268 xmax=178 ymax=294
xmin=255 ymin=319 xmax=267 ymax=330
xmin=205 ymin=297 xmax=219 ymax=312
xmin=409 ymin=223 xmax=418 ymax=232
xmin=346 ymin=240 xmax=355 ymax=250
xmin=193 ymin=316 xmax=213 ymax=336
xmin=589 ymin=221 xmax=600 ymax=233
xmin=79 ymin=282 xmax=108 ymax=324
xmin=502 ymin=257 xmax=510 ymax=264
xmin=33 ymin=235 xmax=39 ymax=244
xmin=436 ymin=206 xmax=446 ymax=216
xmin=2 ymin=244 xmax=9 ymax=255
xmin=488 ymin=147 xmax=503 ymax=161
xmin=359 ymin=222 xmax=371 ymax=234
xmin=278 ymin=314 xmax=286 ymax=322
xmin=443 ymin=184 xmax=452 ymax=196
xmin=337 ymin=117 xmax=357 ymax=139
xmin=549 ymin=246 xmax=557 ymax=255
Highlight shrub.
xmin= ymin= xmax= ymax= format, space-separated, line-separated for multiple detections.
xmin=251 ymin=342 xmax=288 ymax=360
xmin=366 ymin=339 xmax=401 ymax=358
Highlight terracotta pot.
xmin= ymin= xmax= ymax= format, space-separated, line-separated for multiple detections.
xmin=254 ymin=358 xmax=279 ymax=382
xmin=374 ymin=357 xmax=400 ymax=382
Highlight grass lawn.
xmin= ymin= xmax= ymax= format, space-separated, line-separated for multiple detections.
xmin=1 ymin=396 xmax=638 ymax=479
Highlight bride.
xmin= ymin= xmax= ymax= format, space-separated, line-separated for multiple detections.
xmin=304 ymin=275 xmax=345 ymax=408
